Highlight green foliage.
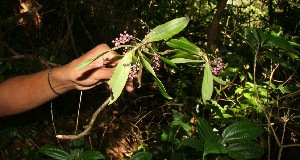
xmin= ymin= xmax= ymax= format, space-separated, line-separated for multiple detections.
xmin=150 ymin=111 xmax=264 ymax=159
xmin=39 ymin=145 xmax=105 ymax=160
xmin=201 ymin=62 xmax=214 ymax=103
xmin=129 ymin=151 xmax=152 ymax=160
xmin=1 ymin=0 xmax=300 ymax=159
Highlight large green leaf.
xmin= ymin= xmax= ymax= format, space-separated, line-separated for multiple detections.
xmin=203 ymin=136 xmax=228 ymax=156
xmin=201 ymin=62 xmax=213 ymax=103
xmin=108 ymin=51 xmax=133 ymax=104
xmin=140 ymin=54 xmax=172 ymax=99
xmin=129 ymin=151 xmax=153 ymax=160
xmin=195 ymin=116 xmax=217 ymax=140
xmin=166 ymin=37 xmax=202 ymax=55
xmin=222 ymin=121 xmax=263 ymax=143
xmin=142 ymin=17 xmax=189 ymax=43
xmin=39 ymin=145 xmax=69 ymax=160
xmin=181 ymin=137 xmax=204 ymax=151
xmin=228 ymin=142 xmax=264 ymax=159
xmin=78 ymin=150 xmax=105 ymax=160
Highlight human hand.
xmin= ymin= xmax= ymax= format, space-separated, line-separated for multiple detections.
xmin=62 ymin=44 xmax=134 ymax=92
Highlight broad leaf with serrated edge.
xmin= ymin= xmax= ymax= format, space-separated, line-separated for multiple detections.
xmin=228 ymin=142 xmax=264 ymax=159
xmin=222 ymin=121 xmax=263 ymax=143
xmin=108 ymin=51 xmax=133 ymax=104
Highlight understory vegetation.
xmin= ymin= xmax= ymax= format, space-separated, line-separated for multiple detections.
xmin=0 ymin=0 xmax=300 ymax=160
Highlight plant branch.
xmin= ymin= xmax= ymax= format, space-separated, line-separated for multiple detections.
xmin=56 ymin=96 xmax=111 ymax=140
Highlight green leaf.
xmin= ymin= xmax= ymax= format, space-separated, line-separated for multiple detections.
xmin=140 ymin=54 xmax=172 ymax=99
xmin=263 ymin=51 xmax=296 ymax=71
xmin=222 ymin=121 xmax=263 ymax=143
xmin=265 ymin=31 xmax=296 ymax=52
xmin=159 ymin=56 xmax=178 ymax=69
xmin=181 ymin=137 xmax=204 ymax=151
xmin=75 ymin=50 xmax=110 ymax=70
xmin=166 ymin=38 xmax=202 ymax=55
xmin=228 ymin=142 xmax=264 ymax=159
xmin=213 ymin=75 xmax=227 ymax=85
xmin=70 ymin=130 xmax=84 ymax=147
xmin=201 ymin=62 xmax=213 ymax=103
xmin=108 ymin=51 xmax=133 ymax=104
xmin=75 ymin=45 xmax=129 ymax=70
xmin=203 ymin=136 xmax=228 ymax=156
xmin=227 ymin=150 xmax=246 ymax=160
xmin=129 ymin=151 xmax=153 ymax=160
xmin=245 ymin=28 xmax=260 ymax=52
xmin=75 ymin=59 xmax=94 ymax=70
xmin=171 ymin=58 xmax=204 ymax=64
xmin=78 ymin=150 xmax=105 ymax=160
xmin=171 ymin=50 xmax=198 ymax=59
xmin=39 ymin=145 xmax=69 ymax=160
xmin=195 ymin=116 xmax=217 ymax=140
xmin=142 ymin=17 xmax=189 ymax=43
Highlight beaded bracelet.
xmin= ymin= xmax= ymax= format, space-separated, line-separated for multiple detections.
xmin=48 ymin=67 xmax=61 ymax=96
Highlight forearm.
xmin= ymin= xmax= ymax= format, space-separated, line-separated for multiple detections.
xmin=0 ymin=67 xmax=73 ymax=117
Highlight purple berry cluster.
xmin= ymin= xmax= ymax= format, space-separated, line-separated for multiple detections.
xmin=129 ymin=62 xmax=140 ymax=80
xmin=152 ymin=53 xmax=161 ymax=71
xmin=112 ymin=31 xmax=133 ymax=47
xmin=211 ymin=57 xmax=224 ymax=75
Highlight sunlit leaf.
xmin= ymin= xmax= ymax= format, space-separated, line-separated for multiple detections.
xmin=108 ymin=51 xmax=133 ymax=104
xmin=222 ymin=121 xmax=263 ymax=143
xmin=75 ymin=51 xmax=109 ymax=70
xmin=75 ymin=59 xmax=94 ymax=70
xmin=140 ymin=54 xmax=172 ymax=99
xmin=166 ymin=37 xmax=202 ymax=55
xmin=213 ymin=75 xmax=227 ymax=85
xmin=171 ymin=58 xmax=204 ymax=64
xmin=142 ymin=17 xmax=189 ymax=43
xmin=201 ymin=62 xmax=213 ymax=103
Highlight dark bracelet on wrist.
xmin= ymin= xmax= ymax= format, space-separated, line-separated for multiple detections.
xmin=48 ymin=67 xmax=61 ymax=96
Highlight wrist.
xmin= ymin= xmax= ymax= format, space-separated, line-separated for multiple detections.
xmin=48 ymin=66 xmax=75 ymax=95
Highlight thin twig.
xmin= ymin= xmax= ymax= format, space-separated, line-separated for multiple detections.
xmin=56 ymin=97 xmax=111 ymax=140
xmin=75 ymin=91 xmax=83 ymax=132
xmin=50 ymin=101 xmax=63 ymax=148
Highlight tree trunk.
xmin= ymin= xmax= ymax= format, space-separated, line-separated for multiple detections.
xmin=207 ymin=0 xmax=228 ymax=51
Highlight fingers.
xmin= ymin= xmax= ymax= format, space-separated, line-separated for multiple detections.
xmin=125 ymin=80 xmax=134 ymax=92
